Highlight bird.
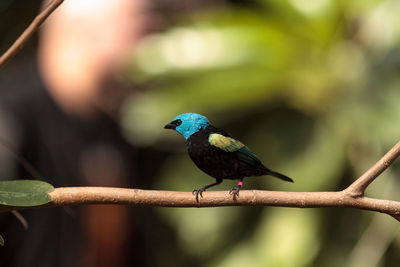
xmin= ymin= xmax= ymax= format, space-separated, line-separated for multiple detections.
xmin=164 ymin=113 xmax=293 ymax=201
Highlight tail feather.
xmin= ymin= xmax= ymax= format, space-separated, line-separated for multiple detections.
xmin=265 ymin=169 xmax=294 ymax=183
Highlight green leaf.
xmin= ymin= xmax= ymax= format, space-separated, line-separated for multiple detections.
xmin=0 ymin=180 xmax=54 ymax=207
xmin=0 ymin=234 xmax=3 ymax=246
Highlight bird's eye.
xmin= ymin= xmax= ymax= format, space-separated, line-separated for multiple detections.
xmin=172 ymin=119 xmax=182 ymax=126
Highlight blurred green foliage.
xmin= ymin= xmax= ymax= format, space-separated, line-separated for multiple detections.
xmin=122 ymin=0 xmax=400 ymax=266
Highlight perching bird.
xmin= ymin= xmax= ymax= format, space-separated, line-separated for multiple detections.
xmin=164 ymin=113 xmax=293 ymax=201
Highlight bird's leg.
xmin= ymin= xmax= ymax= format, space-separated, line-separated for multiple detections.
xmin=229 ymin=178 xmax=243 ymax=200
xmin=193 ymin=179 xmax=222 ymax=202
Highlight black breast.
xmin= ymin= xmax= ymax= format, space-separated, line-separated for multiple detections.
xmin=186 ymin=126 xmax=262 ymax=180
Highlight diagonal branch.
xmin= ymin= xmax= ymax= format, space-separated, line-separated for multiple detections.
xmin=345 ymin=141 xmax=400 ymax=197
xmin=0 ymin=0 xmax=64 ymax=68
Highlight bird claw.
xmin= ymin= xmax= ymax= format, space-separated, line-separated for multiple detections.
xmin=229 ymin=187 xmax=240 ymax=200
xmin=192 ymin=188 xmax=205 ymax=202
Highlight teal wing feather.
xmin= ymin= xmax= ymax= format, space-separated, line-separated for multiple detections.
xmin=236 ymin=146 xmax=262 ymax=165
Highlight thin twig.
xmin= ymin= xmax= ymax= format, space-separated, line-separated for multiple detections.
xmin=0 ymin=136 xmax=42 ymax=180
xmin=0 ymin=0 xmax=64 ymax=68
xmin=11 ymin=211 xmax=28 ymax=230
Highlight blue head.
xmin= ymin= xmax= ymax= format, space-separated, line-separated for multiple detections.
xmin=164 ymin=113 xmax=210 ymax=139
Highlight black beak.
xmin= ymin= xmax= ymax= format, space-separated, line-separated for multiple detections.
xmin=164 ymin=123 xmax=176 ymax=130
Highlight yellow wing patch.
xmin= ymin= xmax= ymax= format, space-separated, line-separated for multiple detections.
xmin=208 ymin=133 xmax=245 ymax=152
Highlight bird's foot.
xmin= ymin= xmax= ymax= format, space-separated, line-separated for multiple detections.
xmin=229 ymin=180 xmax=243 ymax=200
xmin=229 ymin=187 xmax=240 ymax=200
xmin=192 ymin=180 xmax=223 ymax=202
xmin=192 ymin=187 xmax=206 ymax=202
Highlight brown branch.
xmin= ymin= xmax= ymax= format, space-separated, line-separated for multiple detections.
xmin=0 ymin=0 xmax=64 ymax=68
xmin=1 ymin=141 xmax=400 ymax=220
xmin=0 ymin=188 xmax=400 ymax=218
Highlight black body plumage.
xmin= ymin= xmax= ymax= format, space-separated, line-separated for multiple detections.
xmin=187 ymin=125 xmax=292 ymax=181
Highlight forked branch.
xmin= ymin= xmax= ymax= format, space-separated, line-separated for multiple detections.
xmin=0 ymin=141 xmax=400 ymax=220
xmin=345 ymin=141 xmax=400 ymax=197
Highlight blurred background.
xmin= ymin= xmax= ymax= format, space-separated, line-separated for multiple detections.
xmin=1 ymin=0 xmax=400 ymax=266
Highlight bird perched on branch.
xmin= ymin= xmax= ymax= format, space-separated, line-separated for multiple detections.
xmin=164 ymin=113 xmax=293 ymax=201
